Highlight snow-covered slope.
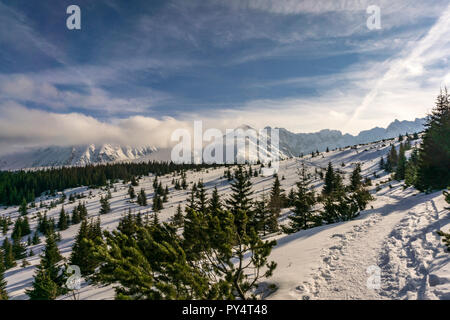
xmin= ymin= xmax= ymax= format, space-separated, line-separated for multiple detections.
xmin=0 ymin=144 xmax=157 ymax=170
xmin=1 ymin=134 xmax=448 ymax=300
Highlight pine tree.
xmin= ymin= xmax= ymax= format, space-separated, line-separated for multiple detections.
xmin=395 ymin=143 xmax=407 ymax=180
xmin=99 ymin=196 xmax=111 ymax=214
xmin=253 ymin=192 xmax=272 ymax=235
xmin=137 ymin=188 xmax=147 ymax=206
xmin=379 ymin=157 xmax=385 ymax=170
xmin=349 ymin=163 xmax=362 ymax=192
xmin=19 ymin=198 xmax=28 ymax=216
xmin=195 ymin=181 xmax=207 ymax=213
xmin=57 ymin=206 xmax=69 ymax=231
xmin=416 ymin=89 xmax=450 ymax=191
xmin=0 ymin=249 xmax=8 ymax=300
xmin=437 ymin=189 xmax=450 ymax=252
xmin=131 ymin=176 xmax=139 ymax=187
xmin=70 ymin=218 xmax=101 ymax=276
xmin=268 ymin=176 xmax=284 ymax=230
xmin=26 ymin=264 xmax=59 ymax=300
xmin=323 ymin=162 xmax=335 ymax=196
xmin=2 ymin=238 xmax=16 ymax=269
xmin=284 ymin=164 xmax=316 ymax=233
xmin=387 ymin=145 xmax=398 ymax=172
xmin=26 ymin=232 xmax=64 ymax=300
xmin=225 ymin=166 xmax=254 ymax=216
xmin=172 ymin=204 xmax=184 ymax=227
xmin=12 ymin=233 xmax=27 ymax=260
xmin=32 ymin=231 xmax=41 ymax=245
xmin=208 ymin=187 xmax=222 ymax=216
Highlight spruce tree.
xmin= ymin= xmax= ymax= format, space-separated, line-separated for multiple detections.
xmin=225 ymin=166 xmax=254 ymax=216
xmin=253 ymin=192 xmax=273 ymax=235
xmin=19 ymin=198 xmax=28 ymax=216
xmin=437 ymin=189 xmax=450 ymax=252
xmin=70 ymin=218 xmax=101 ymax=276
xmin=395 ymin=143 xmax=407 ymax=180
xmin=416 ymin=89 xmax=450 ymax=191
xmin=349 ymin=163 xmax=362 ymax=192
xmin=128 ymin=185 xmax=136 ymax=199
xmin=99 ymin=196 xmax=111 ymax=214
xmin=0 ymin=249 xmax=8 ymax=300
xmin=2 ymin=238 xmax=16 ymax=270
xmin=284 ymin=164 xmax=316 ymax=233
xmin=26 ymin=264 xmax=59 ymax=300
xmin=26 ymin=232 xmax=63 ymax=300
xmin=268 ymin=176 xmax=284 ymax=231
xmin=208 ymin=187 xmax=222 ymax=216
xmin=172 ymin=204 xmax=184 ymax=227
xmin=57 ymin=206 xmax=69 ymax=231
xmin=323 ymin=162 xmax=335 ymax=196
xmin=137 ymin=188 xmax=147 ymax=206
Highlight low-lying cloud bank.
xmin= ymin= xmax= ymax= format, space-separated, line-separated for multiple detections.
xmin=0 ymin=101 xmax=192 ymax=155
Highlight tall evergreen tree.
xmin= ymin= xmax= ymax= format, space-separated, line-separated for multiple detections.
xmin=323 ymin=162 xmax=335 ymax=196
xmin=416 ymin=89 xmax=450 ymax=190
xmin=70 ymin=218 xmax=102 ymax=276
xmin=395 ymin=143 xmax=407 ymax=180
xmin=284 ymin=164 xmax=316 ymax=233
xmin=349 ymin=163 xmax=362 ymax=192
xmin=2 ymin=238 xmax=16 ymax=270
xmin=99 ymin=196 xmax=111 ymax=214
xmin=19 ymin=198 xmax=28 ymax=216
xmin=26 ymin=232 xmax=63 ymax=300
xmin=208 ymin=187 xmax=222 ymax=216
xmin=128 ymin=185 xmax=136 ymax=199
xmin=225 ymin=166 xmax=254 ymax=216
xmin=268 ymin=176 xmax=284 ymax=230
xmin=0 ymin=249 xmax=8 ymax=300
xmin=171 ymin=204 xmax=184 ymax=227
xmin=57 ymin=206 xmax=69 ymax=231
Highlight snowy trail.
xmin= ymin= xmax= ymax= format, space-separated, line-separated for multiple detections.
xmin=268 ymin=189 xmax=450 ymax=300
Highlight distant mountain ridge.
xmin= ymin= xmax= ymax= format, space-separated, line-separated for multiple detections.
xmin=0 ymin=118 xmax=425 ymax=170
xmin=273 ymin=117 xmax=426 ymax=156
xmin=0 ymin=144 xmax=157 ymax=170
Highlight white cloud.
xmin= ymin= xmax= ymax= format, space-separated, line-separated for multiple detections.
xmin=0 ymin=102 xmax=191 ymax=155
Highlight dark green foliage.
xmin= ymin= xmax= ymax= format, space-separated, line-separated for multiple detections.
xmin=137 ymin=188 xmax=148 ymax=206
xmin=208 ymin=187 xmax=222 ymax=216
xmin=437 ymin=189 xmax=450 ymax=252
xmin=128 ymin=185 xmax=136 ymax=199
xmin=283 ymin=164 xmax=317 ymax=234
xmin=11 ymin=216 xmax=31 ymax=239
xmin=322 ymin=162 xmax=344 ymax=196
xmin=0 ymin=161 xmax=216 ymax=206
xmin=268 ymin=176 xmax=284 ymax=232
xmin=2 ymin=238 xmax=16 ymax=270
xmin=254 ymin=192 xmax=276 ymax=235
xmin=70 ymin=217 xmax=102 ymax=276
xmin=57 ymin=207 xmax=69 ymax=231
xmin=26 ymin=232 xmax=64 ymax=300
xmin=19 ymin=198 xmax=28 ymax=216
xmin=415 ymin=89 xmax=450 ymax=191
xmin=0 ymin=249 xmax=8 ymax=300
xmin=395 ymin=144 xmax=407 ymax=180
xmin=349 ymin=163 xmax=362 ymax=192
xmin=171 ymin=204 xmax=184 ymax=227
xmin=99 ymin=196 xmax=111 ymax=214
xmin=225 ymin=166 xmax=254 ymax=216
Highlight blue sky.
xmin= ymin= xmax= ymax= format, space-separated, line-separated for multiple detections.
xmin=0 ymin=0 xmax=449 ymax=151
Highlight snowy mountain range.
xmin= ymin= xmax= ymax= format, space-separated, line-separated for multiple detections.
xmin=275 ymin=117 xmax=426 ymax=156
xmin=0 ymin=118 xmax=425 ymax=170
xmin=0 ymin=144 xmax=157 ymax=170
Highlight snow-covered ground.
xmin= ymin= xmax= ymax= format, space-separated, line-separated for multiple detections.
xmin=1 ymin=137 xmax=449 ymax=300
